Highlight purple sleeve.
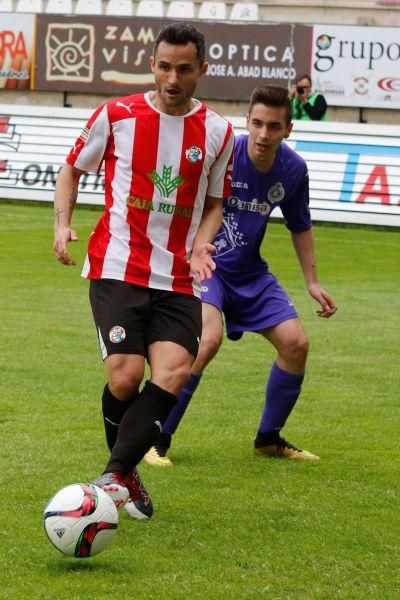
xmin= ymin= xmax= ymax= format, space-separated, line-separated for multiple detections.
xmin=280 ymin=169 xmax=312 ymax=232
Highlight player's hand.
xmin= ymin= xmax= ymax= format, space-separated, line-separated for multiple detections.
xmin=297 ymin=90 xmax=308 ymax=103
xmin=54 ymin=226 xmax=78 ymax=266
xmin=289 ymin=84 xmax=297 ymax=100
xmin=308 ymin=283 xmax=337 ymax=319
xmin=190 ymin=242 xmax=216 ymax=284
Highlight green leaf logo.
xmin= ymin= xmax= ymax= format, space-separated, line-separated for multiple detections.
xmin=149 ymin=165 xmax=185 ymax=197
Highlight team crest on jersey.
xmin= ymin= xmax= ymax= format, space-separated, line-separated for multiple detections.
xmin=185 ymin=146 xmax=203 ymax=163
xmin=109 ymin=326 xmax=126 ymax=343
xmin=267 ymin=182 xmax=285 ymax=203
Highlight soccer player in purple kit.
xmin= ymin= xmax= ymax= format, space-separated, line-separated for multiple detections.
xmin=144 ymin=84 xmax=337 ymax=466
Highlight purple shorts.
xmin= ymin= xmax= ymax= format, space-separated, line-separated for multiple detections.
xmin=201 ymin=270 xmax=298 ymax=340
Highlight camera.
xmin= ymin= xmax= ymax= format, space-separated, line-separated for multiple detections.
xmin=296 ymin=86 xmax=305 ymax=94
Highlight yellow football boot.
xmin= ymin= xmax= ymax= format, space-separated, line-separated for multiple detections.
xmin=253 ymin=433 xmax=320 ymax=461
xmin=144 ymin=445 xmax=174 ymax=467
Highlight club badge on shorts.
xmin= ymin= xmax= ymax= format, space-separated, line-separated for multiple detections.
xmin=109 ymin=326 xmax=126 ymax=343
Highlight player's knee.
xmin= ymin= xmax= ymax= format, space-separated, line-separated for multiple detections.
xmin=282 ymin=333 xmax=309 ymax=364
xmin=176 ymin=363 xmax=193 ymax=390
xmin=199 ymin=330 xmax=223 ymax=361
xmin=108 ymin=371 xmax=141 ymax=400
xmin=293 ymin=334 xmax=309 ymax=361
xmin=154 ymin=363 xmax=192 ymax=395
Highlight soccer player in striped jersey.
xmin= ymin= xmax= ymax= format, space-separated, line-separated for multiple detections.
xmin=145 ymin=84 xmax=337 ymax=467
xmin=53 ymin=23 xmax=234 ymax=518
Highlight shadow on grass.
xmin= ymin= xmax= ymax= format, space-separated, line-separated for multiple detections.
xmin=45 ymin=555 xmax=135 ymax=574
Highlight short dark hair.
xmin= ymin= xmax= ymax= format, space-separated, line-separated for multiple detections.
xmin=153 ymin=23 xmax=205 ymax=65
xmin=296 ymin=73 xmax=312 ymax=86
xmin=249 ymin=85 xmax=293 ymax=125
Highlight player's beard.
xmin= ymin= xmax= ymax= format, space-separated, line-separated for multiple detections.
xmin=156 ymin=83 xmax=196 ymax=114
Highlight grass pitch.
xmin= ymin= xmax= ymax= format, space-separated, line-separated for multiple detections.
xmin=0 ymin=202 xmax=399 ymax=599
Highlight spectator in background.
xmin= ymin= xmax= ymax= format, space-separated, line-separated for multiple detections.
xmin=290 ymin=74 xmax=327 ymax=121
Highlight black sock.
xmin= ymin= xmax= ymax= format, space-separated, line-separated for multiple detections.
xmin=102 ymin=384 xmax=134 ymax=451
xmin=105 ymin=380 xmax=177 ymax=475
xmin=155 ymin=431 xmax=172 ymax=451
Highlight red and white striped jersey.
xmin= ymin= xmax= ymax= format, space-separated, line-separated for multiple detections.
xmin=67 ymin=92 xmax=234 ymax=297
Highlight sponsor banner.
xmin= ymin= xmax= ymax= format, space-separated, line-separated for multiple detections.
xmin=34 ymin=15 xmax=310 ymax=99
xmin=0 ymin=106 xmax=103 ymax=204
xmin=2 ymin=16 xmax=400 ymax=109
xmin=311 ymin=25 xmax=400 ymax=109
xmin=34 ymin=16 xmax=160 ymax=93
xmin=0 ymin=14 xmax=35 ymax=90
xmin=1 ymin=106 xmax=400 ymax=226
xmin=199 ymin=22 xmax=310 ymax=99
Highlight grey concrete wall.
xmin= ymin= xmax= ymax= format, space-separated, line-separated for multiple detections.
xmin=1 ymin=90 xmax=398 ymax=125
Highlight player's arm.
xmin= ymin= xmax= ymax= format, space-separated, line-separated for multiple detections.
xmin=190 ymin=123 xmax=234 ymax=283
xmin=291 ymin=228 xmax=337 ymax=318
xmin=190 ymin=195 xmax=223 ymax=284
xmin=53 ymin=164 xmax=85 ymax=266
xmin=53 ymin=103 xmax=109 ymax=266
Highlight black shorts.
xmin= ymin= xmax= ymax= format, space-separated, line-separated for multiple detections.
xmin=89 ymin=279 xmax=202 ymax=359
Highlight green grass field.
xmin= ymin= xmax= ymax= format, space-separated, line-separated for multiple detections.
xmin=0 ymin=202 xmax=399 ymax=599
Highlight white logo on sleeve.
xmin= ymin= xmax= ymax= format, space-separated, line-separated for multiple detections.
xmin=116 ymin=101 xmax=135 ymax=114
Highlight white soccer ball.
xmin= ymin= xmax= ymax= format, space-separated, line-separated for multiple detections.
xmin=43 ymin=483 xmax=118 ymax=558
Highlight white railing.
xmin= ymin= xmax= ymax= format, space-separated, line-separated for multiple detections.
xmin=1 ymin=104 xmax=399 ymax=226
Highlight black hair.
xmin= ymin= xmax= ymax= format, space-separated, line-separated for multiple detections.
xmin=153 ymin=23 xmax=205 ymax=65
xmin=296 ymin=73 xmax=312 ymax=86
xmin=249 ymin=85 xmax=293 ymax=125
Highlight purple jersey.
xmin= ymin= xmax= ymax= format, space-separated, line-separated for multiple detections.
xmin=213 ymin=134 xmax=312 ymax=278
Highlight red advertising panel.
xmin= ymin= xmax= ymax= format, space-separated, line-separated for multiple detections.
xmin=0 ymin=14 xmax=35 ymax=90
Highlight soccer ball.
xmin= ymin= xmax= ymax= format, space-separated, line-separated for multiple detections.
xmin=43 ymin=483 xmax=118 ymax=558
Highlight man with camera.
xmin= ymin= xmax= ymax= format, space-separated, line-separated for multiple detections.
xmin=290 ymin=74 xmax=327 ymax=121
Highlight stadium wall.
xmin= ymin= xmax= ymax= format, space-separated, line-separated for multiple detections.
xmin=1 ymin=104 xmax=399 ymax=227
xmin=1 ymin=6 xmax=400 ymax=124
